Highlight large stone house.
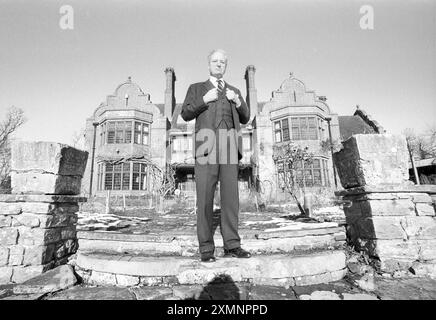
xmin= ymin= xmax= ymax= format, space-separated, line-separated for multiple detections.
xmin=82 ymin=66 xmax=382 ymax=200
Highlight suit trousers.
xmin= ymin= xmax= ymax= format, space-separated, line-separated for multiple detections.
xmin=194 ymin=120 xmax=241 ymax=254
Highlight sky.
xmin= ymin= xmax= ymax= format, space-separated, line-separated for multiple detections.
xmin=0 ymin=0 xmax=435 ymax=145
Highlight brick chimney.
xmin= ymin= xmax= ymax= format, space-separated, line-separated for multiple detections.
xmin=244 ymin=65 xmax=258 ymax=119
xmin=164 ymin=67 xmax=176 ymax=121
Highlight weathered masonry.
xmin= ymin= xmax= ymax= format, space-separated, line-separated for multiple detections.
xmin=335 ymin=134 xmax=436 ymax=275
xmin=0 ymin=142 xmax=87 ymax=284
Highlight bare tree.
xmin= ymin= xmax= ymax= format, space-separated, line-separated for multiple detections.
xmin=0 ymin=106 xmax=26 ymax=192
xmin=248 ymin=175 xmax=266 ymax=212
xmin=105 ymin=157 xmax=176 ymax=213
xmin=151 ymin=163 xmax=176 ymax=213
xmin=320 ymin=138 xmax=342 ymax=155
xmin=272 ymin=142 xmax=314 ymax=215
xmin=403 ymin=127 xmax=436 ymax=160
xmin=71 ymin=127 xmax=86 ymax=150
xmin=0 ymin=107 xmax=25 ymax=149
xmin=0 ymin=145 xmax=11 ymax=191
xmin=424 ymin=125 xmax=436 ymax=157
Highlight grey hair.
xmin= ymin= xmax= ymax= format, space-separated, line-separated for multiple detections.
xmin=207 ymin=49 xmax=228 ymax=63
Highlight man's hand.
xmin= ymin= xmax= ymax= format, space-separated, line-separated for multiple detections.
xmin=226 ymin=88 xmax=241 ymax=107
xmin=203 ymin=88 xmax=218 ymax=104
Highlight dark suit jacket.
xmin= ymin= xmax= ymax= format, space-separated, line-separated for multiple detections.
xmin=181 ymin=79 xmax=250 ymax=161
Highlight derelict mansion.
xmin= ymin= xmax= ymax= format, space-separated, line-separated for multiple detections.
xmin=82 ymin=66 xmax=384 ymax=198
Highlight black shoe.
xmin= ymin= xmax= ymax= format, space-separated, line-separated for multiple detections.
xmin=223 ymin=247 xmax=251 ymax=258
xmin=200 ymin=252 xmax=216 ymax=262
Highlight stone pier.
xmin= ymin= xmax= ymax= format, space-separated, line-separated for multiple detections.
xmin=0 ymin=142 xmax=87 ymax=284
xmin=334 ymin=134 xmax=436 ymax=275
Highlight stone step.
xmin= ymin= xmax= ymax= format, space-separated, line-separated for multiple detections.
xmin=73 ymin=250 xmax=347 ymax=287
xmin=77 ymin=226 xmax=346 ymax=257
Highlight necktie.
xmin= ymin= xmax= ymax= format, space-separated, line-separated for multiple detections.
xmin=217 ymin=79 xmax=224 ymax=96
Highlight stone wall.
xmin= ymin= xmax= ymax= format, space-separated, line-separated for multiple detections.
xmin=0 ymin=142 xmax=87 ymax=284
xmin=335 ymin=134 xmax=436 ymax=275
xmin=338 ymin=186 xmax=436 ymax=273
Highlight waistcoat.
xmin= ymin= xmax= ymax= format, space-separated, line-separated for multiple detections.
xmin=214 ymin=89 xmax=234 ymax=129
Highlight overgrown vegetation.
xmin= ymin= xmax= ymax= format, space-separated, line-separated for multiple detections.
xmin=404 ymin=126 xmax=436 ymax=160
xmin=0 ymin=106 xmax=26 ymax=193
xmin=272 ymin=141 xmax=314 ymax=215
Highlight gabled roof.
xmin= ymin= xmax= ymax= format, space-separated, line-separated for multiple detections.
xmin=338 ymin=106 xmax=385 ymax=141
xmin=338 ymin=115 xmax=376 ymax=141
xmin=154 ymin=103 xmax=165 ymax=116
xmin=257 ymin=101 xmax=267 ymax=113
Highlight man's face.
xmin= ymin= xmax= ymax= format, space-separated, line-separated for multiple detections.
xmin=208 ymin=51 xmax=227 ymax=78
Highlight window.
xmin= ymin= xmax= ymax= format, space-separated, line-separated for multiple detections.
xmin=172 ymin=135 xmax=193 ymax=152
xmin=141 ymin=164 xmax=147 ymax=190
xmin=122 ymin=163 xmax=130 ymax=190
xmin=275 ymin=157 xmax=329 ymax=188
xmin=295 ymin=158 xmax=323 ymax=187
xmin=101 ymin=161 xmax=146 ymax=191
xmin=97 ymin=163 xmax=104 ymax=190
xmin=132 ymin=163 xmax=148 ymax=190
xmin=275 ymin=116 xmax=320 ymax=142
xmin=103 ymin=121 xmax=132 ymax=144
xmin=142 ymin=123 xmax=149 ymax=145
xmin=243 ymin=133 xmax=252 ymax=151
xmin=134 ymin=121 xmax=150 ymax=145
xmin=104 ymin=163 xmax=113 ymax=190
xmin=132 ymin=163 xmax=140 ymax=190
xmin=107 ymin=122 xmax=116 ymax=144
xmin=312 ymin=159 xmax=322 ymax=186
xmin=113 ymin=164 xmax=122 ymax=190
xmin=276 ymin=162 xmax=292 ymax=190
xmin=100 ymin=123 xmax=106 ymax=146
xmin=125 ymin=122 xmax=132 ymax=143
xmin=274 ymin=119 xmax=290 ymax=143
xmin=290 ymin=117 xmax=318 ymax=140
xmin=100 ymin=120 xmax=148 ymax=145
xmin=322 ymin=159 xmax=330 ymax=187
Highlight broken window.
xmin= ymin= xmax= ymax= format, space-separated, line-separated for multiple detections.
xmin=290 ymin=117 xmax=318 ymax=140
xmin=101 ymin=161 xmax=148 ymax=191
xmin=274 ymin=118 xmax=290 ymax=143
xmin=276 ymin=157 xmax=329 ymax=188
xmin=101 ymin=120 xmax=147 ymax=145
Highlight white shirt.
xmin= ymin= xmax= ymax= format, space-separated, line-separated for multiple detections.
xmin=209 ymin=76 xmax=241 ymax=107
xmin=209 ymin=76 xmax=225 ymax=89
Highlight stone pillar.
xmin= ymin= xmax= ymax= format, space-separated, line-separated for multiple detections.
xmin=334 ymin=134 xmax=436 ymax=275
xmin=0 ymin=142 xmax=88 ymax=284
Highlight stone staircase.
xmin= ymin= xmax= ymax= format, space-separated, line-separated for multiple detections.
xmin=71 ymin=214 xmax=348 ymax=287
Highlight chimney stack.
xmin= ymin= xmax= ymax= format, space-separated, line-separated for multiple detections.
xmin=244 ymin=65 xmax=258 ymax=119
xmin=164 ymin=67 xmax=176 ymax=121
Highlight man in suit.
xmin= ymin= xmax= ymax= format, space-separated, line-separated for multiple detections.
xmin=181 ymin=49 xmax=251 ymax=262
